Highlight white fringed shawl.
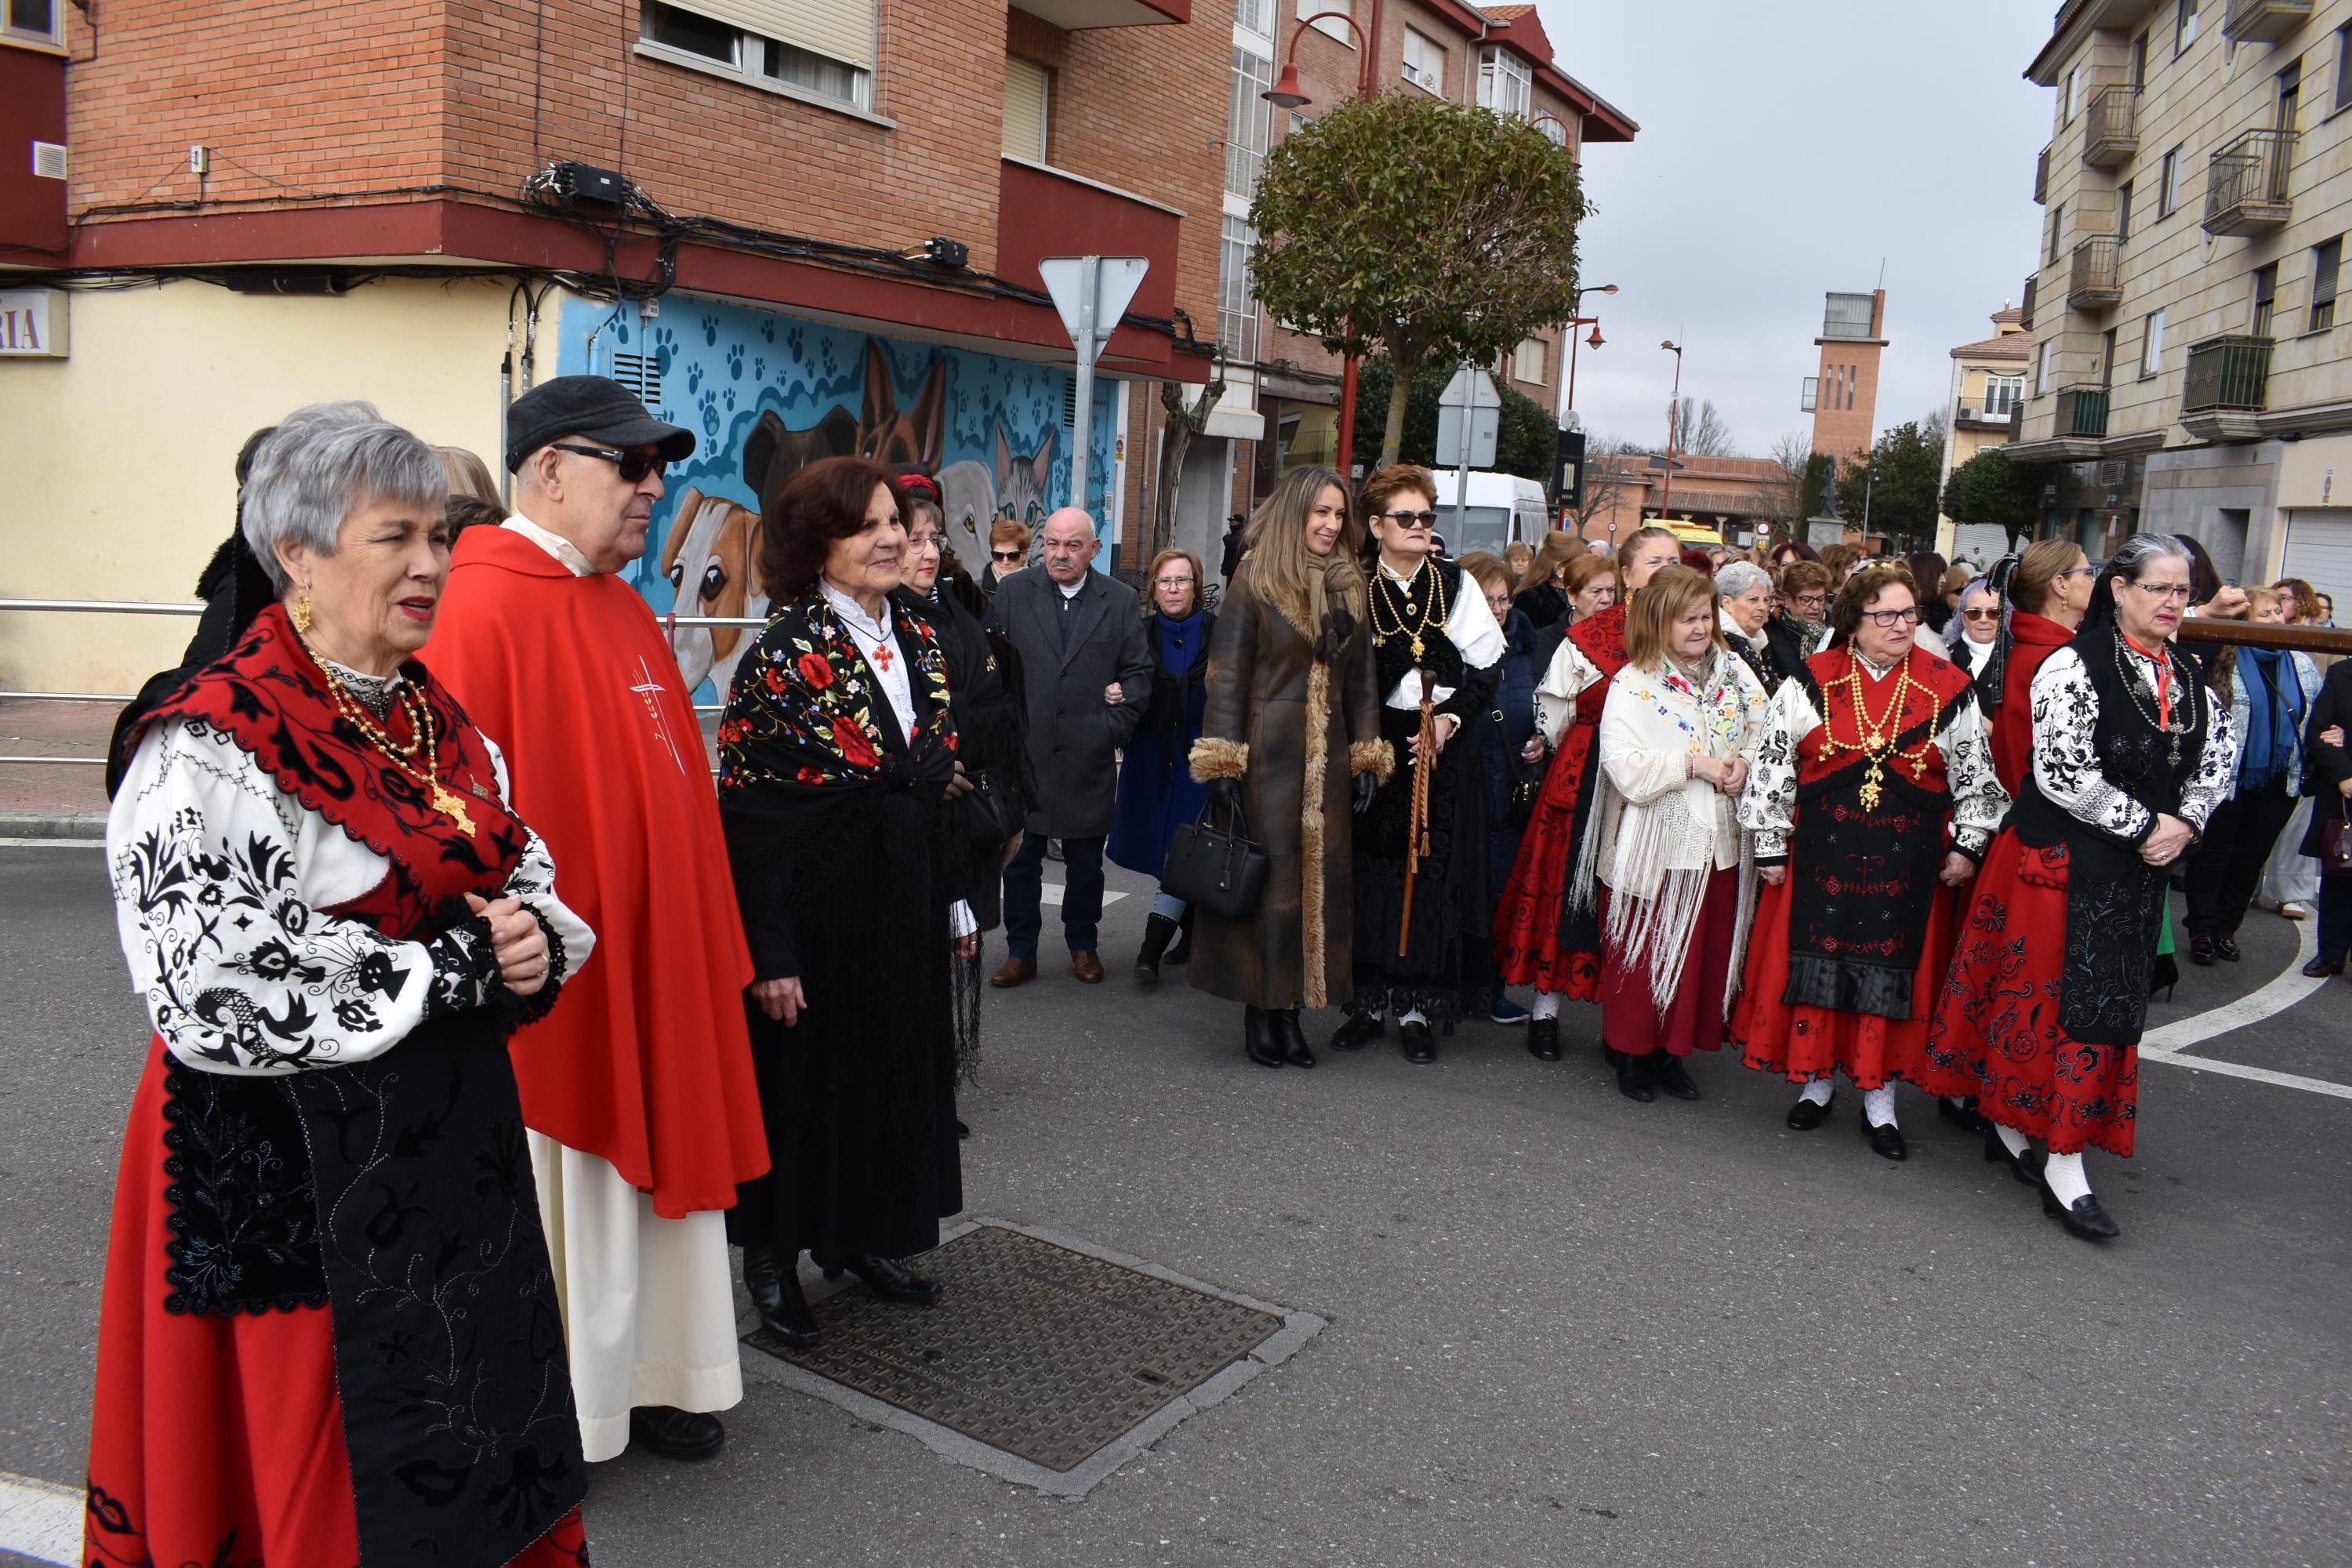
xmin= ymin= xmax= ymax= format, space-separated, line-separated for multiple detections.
xmin=1591 ymin=651 xmax=1771 ymax=1015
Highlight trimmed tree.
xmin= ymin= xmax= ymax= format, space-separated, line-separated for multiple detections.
xmin=1835 ymin=421 xmax=1944 ymax=547
xmin=1940 ymin=447 xmax=2045 ymax=534
xmin=1349 ymin=357 xmax=1556 ymax=482
xmin=1248 ymin=91 xmax=1587 ymax=465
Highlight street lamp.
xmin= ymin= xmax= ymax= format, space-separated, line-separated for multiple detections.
xmin=1562 ymin=282 xmax=1617 ymax=419
xmin=1261 ymin=3 xmax=1385 ymax=476
xmin=1660 ymin=339 xmax=1684 ymax=521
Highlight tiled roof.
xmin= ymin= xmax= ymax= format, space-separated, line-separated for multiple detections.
xmin=1482 ymin=3 xmax=1536 ymax=17
xmin=1950 ymin=332 xmax=2033 ymax=361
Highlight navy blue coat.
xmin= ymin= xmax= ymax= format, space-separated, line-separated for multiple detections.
xmin=1108 ymin=610 xmax=1214 ymax=878
xmin=1478 ymin=608 xmax=1544 ymax=891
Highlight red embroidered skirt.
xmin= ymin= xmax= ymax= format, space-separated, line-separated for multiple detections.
xmin=1598 ymin=869 xmax=1740 ymax=1058
xmin=1919 ymin=836 xmax=2140 ymax=1157
xmin=1491 ymin=720 xmax=1605 ymax=998
xmin=83 ymin=1043 xmax=590 ymax=1567
xmin=1731 ymin=874 xmax=1962 ymax=1090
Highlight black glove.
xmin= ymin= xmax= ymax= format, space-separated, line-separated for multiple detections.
xmin=1352 ymin=771 xmax=1379 ymax=815
xmin=1207 ymin=777 xmax=1242 ymax=816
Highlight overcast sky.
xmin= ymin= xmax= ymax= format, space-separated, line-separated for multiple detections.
xmin=1542 ymin=0 xmax=2053 ymax=456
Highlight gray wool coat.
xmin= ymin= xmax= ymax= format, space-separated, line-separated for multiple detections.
xmin=987 ymin=567 xmax=1155 ymax=839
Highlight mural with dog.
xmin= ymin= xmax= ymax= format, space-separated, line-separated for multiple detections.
xmin=554 ymin=294 xmax=1116 ymax=702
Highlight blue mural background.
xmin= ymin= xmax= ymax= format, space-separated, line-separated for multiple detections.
xmin=552 ymin=293 xmax=1119 ymax=702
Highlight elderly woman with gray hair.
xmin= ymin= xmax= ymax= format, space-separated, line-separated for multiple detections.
xmin=89 ymin=404 xmax=597 ymax=1566
xmin=1716 ymin=558 xmax=1780 ymax=690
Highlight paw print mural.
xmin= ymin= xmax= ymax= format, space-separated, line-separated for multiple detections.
xmin=648 ymin=324 xmax=677 ymax=379
xmin=723 ymin=385 xmax=738 ymax=414
xmin=687 ymin=362 xmax=705 ymax=395
xmin=726 ymin=343 xmax=745 ymax=382
xmin=701 ymin=314 xmax=720 ymax=347
xmin=760 ymin=319 xmax=777 ymax=346
xmin=697 ymin=385 xmax=722 ymax=438
xmin=753 ymin=356 xmax=766 ymax=381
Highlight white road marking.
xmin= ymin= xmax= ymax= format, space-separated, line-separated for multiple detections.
xmin=2147 ymin=1052 xmax=2352 ymax=1102
xmin=2137 ymin=919 xmax=2350 ymax=1098
xmin=1037 ymin=884 xmax=1127 ymax=908
xmin=0 ymin=1471 xmax=80 ymax=1565
xmin=0 ymin=837 xmax=103 ymax=848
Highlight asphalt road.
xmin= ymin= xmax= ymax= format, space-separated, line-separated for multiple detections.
xmin=2 ymin=842 xmax=2346 ymax=1567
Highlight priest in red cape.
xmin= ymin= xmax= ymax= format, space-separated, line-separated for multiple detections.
xmin=429 ymin=376 xmax=768 ymax=1463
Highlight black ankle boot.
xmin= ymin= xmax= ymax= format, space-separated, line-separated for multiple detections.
xmin=1271 ymin=1008 xmax=1316 ymax=1067
xmin=1244 ymin=1005 xmax=1285 ymax=1068
xmin=744 ymin=1244 xmax=820 ymax=1348
xmin=1613 ymin=1047 xmax=1657 ymax=1102
xmin=1163 ymin=906 xmax=1194 ymax=965
xmin=1134 ymin=913 xmax=1179 ymax=982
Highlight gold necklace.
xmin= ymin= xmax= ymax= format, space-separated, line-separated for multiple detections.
xmin=1368 ymin=560 xmax=1450 ymax=661
xmin=298 ymin=629 xmax=478 ymax=837
xmin=1814 ymin=653 xmax=1940 ymax=811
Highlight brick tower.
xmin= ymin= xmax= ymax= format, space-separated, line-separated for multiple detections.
xmin=1806 ymin=289 xmax=1889 ymax=460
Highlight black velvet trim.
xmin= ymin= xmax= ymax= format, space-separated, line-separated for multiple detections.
xmin=1780 ymin=953 xmax=1916 ymax=1022
xmin=158 ymin=1059 xmax=329 ymax=1317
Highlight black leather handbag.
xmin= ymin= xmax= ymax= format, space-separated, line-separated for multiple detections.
xmin=1161 ymin=796 xmax=1270 ymax=920
xmin=2321 ymin=797 xmax=2352 ymax=878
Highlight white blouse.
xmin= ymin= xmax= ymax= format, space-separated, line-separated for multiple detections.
xmin=2028 ymin=644 xmax=2238 ymax=839
xmin=1376 ymin=558 xmax=1506 ymax=710
xmin=1533 ymin=633 xmax=1609 ymax=747
xmin=109 ymin=717 xmax=595 ymax=1077
xmin=1596 ymin=655 xmax=1772 ymax=877
xmin=1736 ymin=656 xmax=2010 ymax=862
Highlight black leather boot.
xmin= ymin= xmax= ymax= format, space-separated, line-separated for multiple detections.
xmin=1271 ymin=1008 xmax=1316 ymax=1068
xmin=1612 ymin=1047 xmax=1657 ymax=1102
xmin=1163 ymin=906 xmax=1194 ymax=965
xmin=744 ymin=1244 xmax=820 ymax=1348
xmin=1526 ymin=1016 xmax=1562 ymax=1061
xmin=1245 ymin=1005 xmax=1286 ymax=1068
xmin=1134 ymin=913 xmax=1179 ymax=982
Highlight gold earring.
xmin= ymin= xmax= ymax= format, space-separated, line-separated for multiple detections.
xmin=291 ymin=590 xmax=314 ymax=635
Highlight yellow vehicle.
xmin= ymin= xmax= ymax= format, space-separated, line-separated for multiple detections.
xmin=1667 ymin=521 xmax=1724 ymax=546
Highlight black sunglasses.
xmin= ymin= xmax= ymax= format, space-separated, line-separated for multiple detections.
xmin=1379 ymin=510 xmax=1439 ymax=528
xmin=554 ymin=442 xmax=666 ymax=483
xmin=991 ymin=549 xmax=1024 ymax=563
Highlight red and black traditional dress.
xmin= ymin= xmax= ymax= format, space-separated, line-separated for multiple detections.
xmin=91 ymin=603 xmax=594 ymax=1566
xmin=1921 ymin=622 xmax=2238 ymax=1156
xmin=1731 ymin=644 xmax=2007 ymax=1090
xmin=1491 ymin=603 xmax=1632 ymax=1000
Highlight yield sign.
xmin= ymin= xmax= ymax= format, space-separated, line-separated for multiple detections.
xmin=1039 ymin=256 xmax=1150 ymax=365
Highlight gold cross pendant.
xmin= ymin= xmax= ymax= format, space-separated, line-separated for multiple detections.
xmin=1857 ymin=761 xmax=1885 ymax=811
xmin=430 ymin=781 xmax=479 ymax=837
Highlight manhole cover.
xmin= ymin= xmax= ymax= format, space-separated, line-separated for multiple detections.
xmin=750 ymin=1223 xmax=1285 ymax=1472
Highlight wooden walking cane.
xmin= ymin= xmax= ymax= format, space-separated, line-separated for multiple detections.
xmin=1397 ymin=685 xmax=1438 ymax=957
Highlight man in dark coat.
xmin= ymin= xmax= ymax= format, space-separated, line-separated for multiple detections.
xmin=1219 ymin=513 xmax=1248 ymax=585
xmin=986 ymin=507 xmax=1154 ymax=985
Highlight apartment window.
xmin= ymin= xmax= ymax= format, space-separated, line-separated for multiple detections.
xmin=1512 ymin=336 xmax=1547 ymax=385
xmin=2035 ymin=338 xmax=2054 ymax=396
xmin=1227 ymin=45 xmax=1272 ymax=198
xmin=2116 ymin=180 xmax=2134 ymax=246
xmin=639 ymin=1 xmax=873 ymax=111
xmin=1298 ymin=0 xmax=1353 ymax=45
xmin=2312 ymin=238 xmax=2342 ymax=332
xmin=2337 ymin=24 xmax=2352 ymax=114
xmin=2158 ymin=146 xmax=2183 ymax=216
xmin=2047 ymin=201 xmax=2065 ymax=266
xmin=1986 ymin=376 xmax=2024 ymax=415
xmin=2175 ymin=0 xmax=2198 ymax=56
xmin=2140 ymin=309 xmax=2165 ymax=377
xmin=1478 ymin=47 xmax=1534 ymax=120
xmin=2132 ymin=32 xmax=2148 ymax=90
xmin=2278 ymin=61 xmax=2302 ymax=132
xmin=2063 ymin=65 xmax=2082 ymax=125
xmin=1232 ymin=0 xmax=1271 ymax=39
xmin=2253 ymin=262 xmax=2278 ymax=337
xmin=1003 ymin=56 xmax=1049 ymax=162
xmin=1218 ymin=213 xmax=1259 ymax=364
xmin=1402 ymin=28 xmax=1444 ymax=94
xmin=2 ymin=0 xmax=60 ymax=46
xmin=1801 ymin=376 xmax=1819 ymax=413
xmin=2102 ymin=327 xmax=2119 ymax=388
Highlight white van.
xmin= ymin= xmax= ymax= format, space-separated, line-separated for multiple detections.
xmin=1425 ymin=469 xmax=1552 ymax=555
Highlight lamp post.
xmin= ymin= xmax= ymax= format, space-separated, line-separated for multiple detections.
xmin=1659 ymin=339 xmax=1683 ymax=521
xmin=1262 ymin=3 xmax=1385 ymax=477
xmin=1561 ymin=282 xmax=1616 ymax=419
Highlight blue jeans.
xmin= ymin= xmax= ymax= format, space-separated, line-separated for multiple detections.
xmin=1004 ymin=832 xmax=1106 ymax=959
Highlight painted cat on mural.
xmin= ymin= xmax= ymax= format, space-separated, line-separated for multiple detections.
xmin=996 ymin=422 xmax=1056 ymax=564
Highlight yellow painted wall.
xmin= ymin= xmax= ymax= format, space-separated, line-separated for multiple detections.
xmin=0 ymin=278 xmax=514 ymax=695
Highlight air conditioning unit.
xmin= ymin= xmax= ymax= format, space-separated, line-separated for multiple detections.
xmin=2097 ymin=459 xmax=2128 ymax=485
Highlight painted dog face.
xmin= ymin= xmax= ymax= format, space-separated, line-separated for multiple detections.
xmin=858 ymin=338 xmax=949 ymax=472
xmin=661 ymin=486 xmax=768 ymax=695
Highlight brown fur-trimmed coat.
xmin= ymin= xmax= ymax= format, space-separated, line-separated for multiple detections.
xmin=1187 ymin=559 xmax=1388 ymax=1011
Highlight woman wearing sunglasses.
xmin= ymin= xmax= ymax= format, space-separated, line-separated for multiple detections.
xmin=1732 ymin=564 xmax=2006 ymax=1157
xmin=1944 ymin=577 xmax=2002 ymax=676
xmin=981 ymin=517 xmax=1031 ymax=600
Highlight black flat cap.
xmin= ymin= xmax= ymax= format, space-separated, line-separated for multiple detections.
xmin=503 ymin=375 xmax=696 ymax=473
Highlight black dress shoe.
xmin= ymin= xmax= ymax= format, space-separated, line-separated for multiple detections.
xmin=630 ymin=1405 xmax=725 ymax=1461
xmin=2188 ymin=933 xmax=2217 ymax=967
xmin=2212 ymin=933 xmax=2241 ymax=963
xmin=1271 ymin=1007 xmax=1316 ymax=1068
xmin=1860 ymin=1110 xmax=1907 ymax=1162
xmin=1936 ymin=1095 xmax=1987 ymax=1134
xmin=2040 ymin=1179 xmax=2121 ymax=1241
xmin=846 ymin=1253 xmax=943 ymax=1304
xmin=1399 ymin=1019 xmax=1436 ymax=1064
xmin=1785 ymin=1091 xmax=1835 ymax=1131
xmin=2303 ymin=953 xmax=2348 ymax=978
xmin=1653 ymin=1054 xmax=1700 ymax=1101
xmin=1613 ymin=1048 xmax=1657 ymax=1102
xmin=1329 ymin=1010 xmax=1385 ymax=1051
xmin=1981 ymin=1125 xmax=2045 ymax=1186
xmin=1526 ymin=1016 xmax=1562 ymax=1061
xmin=1244 ymin=1005 xmax=1285 ymax=1069
xmin=743 ymin=1244 xmax=821 ymax=1348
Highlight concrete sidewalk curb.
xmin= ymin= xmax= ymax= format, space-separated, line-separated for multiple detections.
xmin=0 ymin=811 xmax=107 ymax=841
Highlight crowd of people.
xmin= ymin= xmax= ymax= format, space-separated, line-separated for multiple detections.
xmin=78 ymin=375 xmax=2350 ymax=1565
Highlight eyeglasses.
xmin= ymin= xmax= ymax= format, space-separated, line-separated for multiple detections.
xmin=553 ymin=442 xmax=665 ymax=483
xmin=906 ymin=533 xmax=941 ymax=550
xmin=1153 ymin=575 xmax=1196 ymax=589
xmin=1792 ymin=593 xmax=1828 ymax=609
xmin=1860 ymin=607 xmax=1922 ymax=628
xmin=1961 ymin=608 xmax=2001 ymax=622
xmin=991 ymin=550 xmax=1024 ymax=563
xmin=2125 ymin=580 xmax=2193 ymax=602
xmin=1378 ymin=510 xmax=1439 ymax=527
xmin=2059 ymin=564 xmax=2098 ymax=580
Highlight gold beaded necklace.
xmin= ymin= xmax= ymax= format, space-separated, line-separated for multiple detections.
xmin=292 ymin=613 xmax=478 ymax=837
xmin=1813 ymin=652 xmax=1940 ymax=811
xmin=1368 ymin=558 xmax=1450 ymax=661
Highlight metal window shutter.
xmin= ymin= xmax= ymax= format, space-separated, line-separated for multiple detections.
xmin=2282 ymin=514 xmax=2352 ymax=625
xmin=1003 ymin=56 xmax=1048 ymax=162
xmin=670 ymin=0 xmax=872 ymax=70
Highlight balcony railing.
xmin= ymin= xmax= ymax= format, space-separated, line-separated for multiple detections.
xmin=2021 ymin=274 xmax=2038 ymax=331
xmin=2067 ymin=236 xmax=2122 ymax=311
xmin=2034 ymin=143 xmax=2051 ymax=204
xmin=2205 ymin=128 xmax=2296 ymax=237
xmin=2223 ymin=0 xmax=2315 ymax=45
xmin=2054 ymin=384 xmax=2111 ymax=439
xmin=2182 ymin=334 xmax=2274 ymax=413
xmin=1955 ymin=396 xmax=2021 ymax=427
xmin=2083 ymin=86 xmax=2138 ymax=168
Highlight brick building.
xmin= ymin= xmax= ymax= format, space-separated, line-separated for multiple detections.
xmin=1213 ymin=0 xmax=1635 ymax=532
xmin=1799 ymin=288 xmax=1889 ymax=463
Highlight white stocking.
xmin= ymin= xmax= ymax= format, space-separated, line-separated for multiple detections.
xmin=1397 ymin=1007 xmax=1428 ymax=1026
xmin=1796 ymin=1077 xmax=1835 ymax=1107
xmin=2042 ymin=1150 xmax=2092 ymax=1207
xmin=1531 ymin=990 xmax=1562 ymax=1021
xmin=1862 ymin=1085 xmax=1897 ymax=1128
xmin=1994 ymin=1123 xmax=2033 ymax=1160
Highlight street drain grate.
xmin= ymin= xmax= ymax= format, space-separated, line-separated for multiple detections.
xmin=746 ymin=1221 xmax=1294 ymax=1477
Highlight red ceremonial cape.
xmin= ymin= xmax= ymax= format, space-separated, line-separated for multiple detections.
xmin=429 ymin=525 xmax=768 ymax=1218
xmin=1986 ymin=609 xmax=2074 ymax=799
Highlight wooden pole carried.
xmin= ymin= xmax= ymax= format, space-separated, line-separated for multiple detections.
xmin=1398 ymin=688 xmax=1437 ymax=957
